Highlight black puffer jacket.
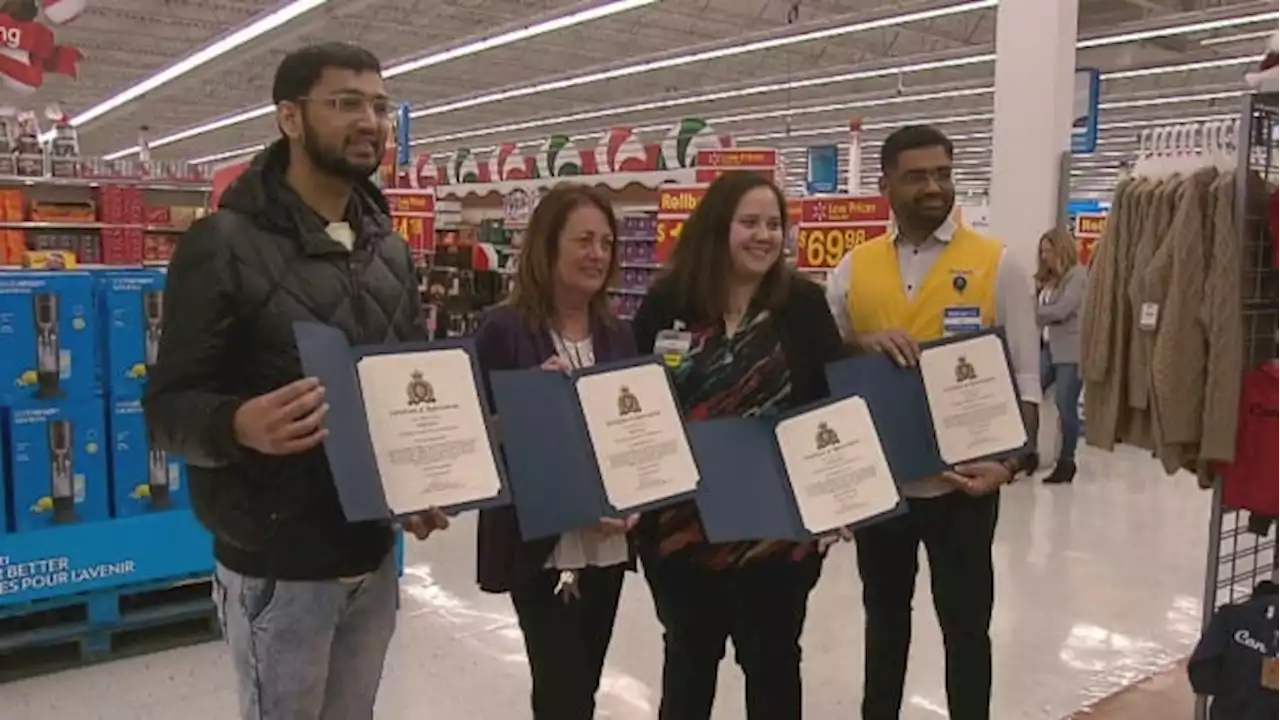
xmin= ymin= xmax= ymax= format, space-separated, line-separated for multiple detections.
xmin=144 ymin=140 xmax=425 ymax=580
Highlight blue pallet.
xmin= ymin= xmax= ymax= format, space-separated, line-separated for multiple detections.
xmin=0 ymin=510 xmax=214 ymax=607
xmin=0 ymin=571 xmax=216 ymax=661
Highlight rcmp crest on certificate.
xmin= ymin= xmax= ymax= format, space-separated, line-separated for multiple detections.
xmin=406 ymin=370 xmax=436 ymax=406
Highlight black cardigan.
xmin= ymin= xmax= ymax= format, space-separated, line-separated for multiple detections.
xmin=631 ymin=273 xmax=848 ymax=408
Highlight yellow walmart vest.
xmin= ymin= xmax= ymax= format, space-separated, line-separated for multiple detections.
xmin=845 ymin=226 xmax=1003 ymax=342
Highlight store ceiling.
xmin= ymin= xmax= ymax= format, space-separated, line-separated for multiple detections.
xmin=13 ymin=0 xmax=1277 ymax=188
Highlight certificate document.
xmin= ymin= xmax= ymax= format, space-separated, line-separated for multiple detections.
xmin=356 ymin=349 xmax=503 ymax=515
xmin=774 ymin=396 xmax=900 ymax=534
xmin=575 ymin=363 xmax=699 ymax=510
xmin=918 ymin=334 xmax=1027 ymax=465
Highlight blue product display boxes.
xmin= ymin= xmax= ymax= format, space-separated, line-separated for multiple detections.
xmin=0 ymin=271 xmax=100 ymax=406
xmin=97 ymin=270 xmax=167 ymax=400
xmin=107 ymin=398 xmax=189 ymax=518
xmin=6 ymin=400 xmax=110 ymax=532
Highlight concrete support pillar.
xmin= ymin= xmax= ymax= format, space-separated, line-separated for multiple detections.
xmin=988 ymin=0 xmax=1078 ymax=273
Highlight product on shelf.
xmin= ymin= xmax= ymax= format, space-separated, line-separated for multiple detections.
xmin=608 ymin=211 xmax=660 ymax=319
xmin=0 ymin=271 xmax=99 ymax=405
xmin=0 ymin=109 xmax=16 ymax=177
xmin=6 ymin=399 xmax=110 ymax=532
xmin=98 ymin=270 xmax=167 ymax=399
xmin=13 ymin=111 xmax=43 ymax=178
xmin=108 ymin=398 xmax=190 ymax=518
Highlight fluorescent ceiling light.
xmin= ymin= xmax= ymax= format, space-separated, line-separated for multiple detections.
xmin=1077 ymin=11 xmax=1279 ymax=49
xmin=173 ymin=9 xmax=1276 ymax=162
xmin=409 ymin=54 xmax=996 ymax=146
xmin=1200 ymin=29 xmax=1276 ymax=46
xmin=1102 ymin=55 xmax=1256 ymax=79
xmin=387 ymin=0 xmax=655 ymax=76
xmin=410 ymin=53 xmax=1240 ymax=148
xmin=47 ymin=0 xmax=329 ymax=144
xmin=410 ymin=0 xmax=997 ymax=119
xmin=102 ymin=0 xmax=656 ymax=159
xmin=189 ymin=144 xmax=266 ymax=165
xmin=1099 ymin=90 xmax=1244 ymax=109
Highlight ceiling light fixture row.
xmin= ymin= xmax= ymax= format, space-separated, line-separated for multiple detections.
xmin=104 ymin=3 xmax=1276 ymax=161
xmin=98 ymin=0 xmax=659 ymax=158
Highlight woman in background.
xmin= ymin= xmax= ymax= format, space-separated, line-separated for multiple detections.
xmin=632 ymin=172 xmax=845 ymax=720
xmin=1035 ymin=228 xmax=1088 ymax=484
xmin=473 ymin=183 xmax=637 ymax=720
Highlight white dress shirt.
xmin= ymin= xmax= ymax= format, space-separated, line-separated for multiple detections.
xmin=823 ymin=219 xmax=1041 ymax=498
xmin=544 ymin=334 xmax=630 ymax=570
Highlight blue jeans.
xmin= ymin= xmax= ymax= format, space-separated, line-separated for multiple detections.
xmin=1040 ymin=347 xmax=1083 ymax=462
xmin=212 ymin=553 xmax=398 ymax=720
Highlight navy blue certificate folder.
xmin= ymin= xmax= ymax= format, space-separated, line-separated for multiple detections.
xmin=489 ymin=356 xmax=698 ymax=541
xmin=292 ymin=321 xmax=509 ymax=522
xmin=824 ymin=329 xmax=1030 ymax=485
xmin=686 ymin=400 xmax=907 ymax=544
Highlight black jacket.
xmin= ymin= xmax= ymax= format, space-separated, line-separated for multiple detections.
xmin=1188 ymin=582 xmax=1279 ymax=720
xmin=144 ymin=140 xmax=426 ymax=580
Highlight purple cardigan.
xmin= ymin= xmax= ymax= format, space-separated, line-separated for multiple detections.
xmin=472 ymin=304 xmax=639 ymax=594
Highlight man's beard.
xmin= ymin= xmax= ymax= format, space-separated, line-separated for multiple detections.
xmin=301 ymin=117 xmax=381 ymax=183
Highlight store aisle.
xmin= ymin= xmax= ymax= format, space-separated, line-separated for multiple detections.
xmin=0 ymin=445 xmax=1211 ymax=720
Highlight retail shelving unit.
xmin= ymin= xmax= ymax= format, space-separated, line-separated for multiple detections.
xmin=0 ymin=172 xmax=211 ymax=266
xmin=1193 ymin=94 xmax=1280 ymax=720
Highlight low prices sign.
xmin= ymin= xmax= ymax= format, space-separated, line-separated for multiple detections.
xmin=655 ymin=184 xmax=705 ymax=263
xmin=386 ymin=189 xmax=436 ymax=264
xmin=794 ymin=195 xmax=891 ymax=269
xmin=694 ymin=148 xmax=778 ymax=184
xmin=1073 ymin=212 xmax=1106 ymax=266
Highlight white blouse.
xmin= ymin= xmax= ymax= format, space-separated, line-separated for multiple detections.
xmin=544 ymin=333 xmax=629 ymax=570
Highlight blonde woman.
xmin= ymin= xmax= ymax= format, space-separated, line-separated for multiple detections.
xmin=1035 ymin=228 xmax=1088 ymax=484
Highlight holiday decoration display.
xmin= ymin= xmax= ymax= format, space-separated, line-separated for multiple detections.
xmin=493 ymin=142 xmax=537 ymax=181
xmin=595 ymin=126 xmax=657 ymax=173
xmin=660 ymin=117 xmax=731 ymax=170
xmin=540 ymin=134 xmax=586 ymax=178
xmin=0 ymin=0 xmax=85 ymax=93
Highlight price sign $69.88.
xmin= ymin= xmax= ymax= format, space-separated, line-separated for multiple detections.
xmin=797 ymin=225 xmax=885 ymax=269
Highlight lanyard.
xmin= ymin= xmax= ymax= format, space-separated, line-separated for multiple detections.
xmin=549 ymin=330 xmax=589 ymax=370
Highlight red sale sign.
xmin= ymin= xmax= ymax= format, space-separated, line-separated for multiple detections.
xmin=693 ymin=148 xmax=779 ymax=184
xmin=794 ymin=195 xmax=891 ymax=269
xmin=655 ymin=185 xmax=706 ymax=262
xmin=385 ymin=188 xmax=436 ymax=264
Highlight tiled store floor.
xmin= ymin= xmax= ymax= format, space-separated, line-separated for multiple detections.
xmin=0 ymin=444 xmax=1215 ymax=719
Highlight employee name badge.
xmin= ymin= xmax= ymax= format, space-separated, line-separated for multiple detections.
xmin=942 ymin=306 xmax=982 ymax=337
xmin=654 ymin=322 xmax=692 ymax=369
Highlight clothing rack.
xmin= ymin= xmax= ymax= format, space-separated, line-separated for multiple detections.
xmin=1193 ymin=93 xmax=1279 ymax=720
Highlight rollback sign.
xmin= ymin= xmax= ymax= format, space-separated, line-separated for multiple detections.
xmin=654 ymin=184 xmax=705 ymax=263
xmin=0 ymin=0 xmax=86 ymax=94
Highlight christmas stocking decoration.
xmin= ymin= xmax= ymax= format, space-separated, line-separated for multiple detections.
xmin=39 ymin=0 xmax=86 ymax=25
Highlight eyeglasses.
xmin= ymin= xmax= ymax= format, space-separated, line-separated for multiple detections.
xmin=301 ymin=94 xmax=396 ymax=120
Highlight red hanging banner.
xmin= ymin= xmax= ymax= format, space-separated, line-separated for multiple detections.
xmin=0 ymin=14 xmax=83 ymax=92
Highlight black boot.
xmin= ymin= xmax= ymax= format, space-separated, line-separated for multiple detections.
xmin=1043 ymin=459 xmax=1077 ymax=484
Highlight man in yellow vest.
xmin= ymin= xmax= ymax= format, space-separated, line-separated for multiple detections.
xmin=824 ymin=125 xmax=1040 ymax=720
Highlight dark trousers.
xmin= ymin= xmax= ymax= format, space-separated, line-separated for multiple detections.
xmin=855 ymin=491 xmax=1000 ymax=720
xmin=510 ymin=565 xmax=626 ymax=720
xmin=643 ymin=553 xmax=822 ymax=720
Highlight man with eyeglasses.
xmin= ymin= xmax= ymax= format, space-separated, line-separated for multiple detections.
xmin=825 ymin=125 xmax=1040 ymax=720
xmin=145 ymin=42 xmax=447 ymax=719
